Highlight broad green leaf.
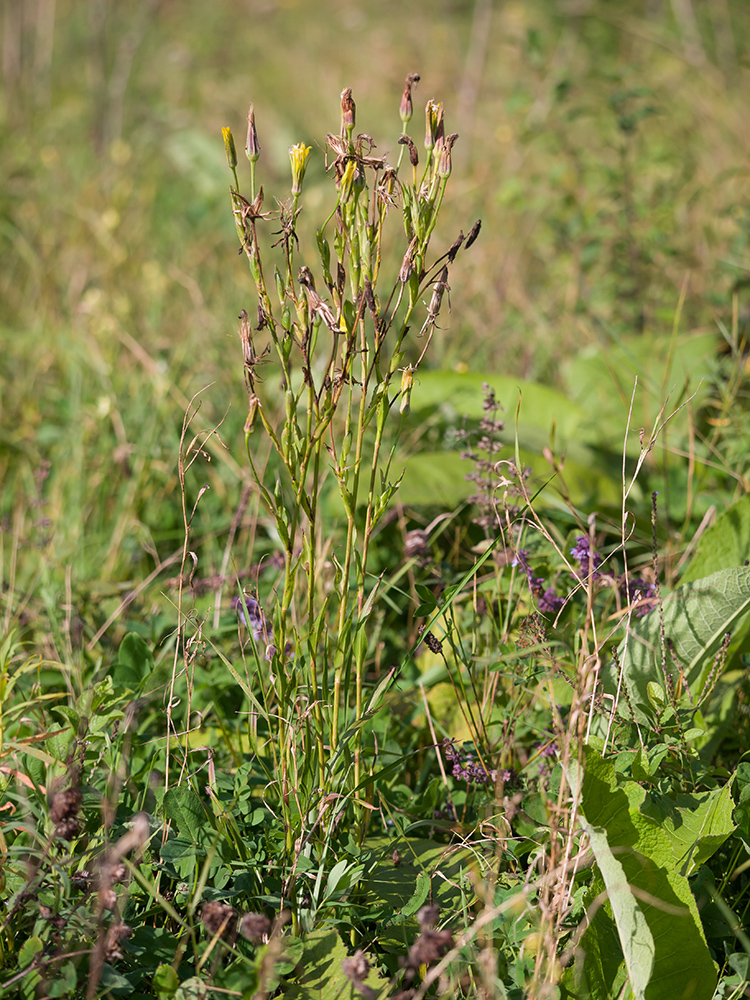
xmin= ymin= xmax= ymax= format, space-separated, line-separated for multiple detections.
xmin=410 ymin=370 xmax=591 ymax=443
xmin=175 ymin=977 xmax=210 ymax=1000
xmin=163 ymin=786 xmax=208 ymax=843
xmin=568 ymin=746 xmax=717 ymax=1000
xmin=113 ymin=632 xmax=155 ymax=689
xmin=153 ymin=963 xmax=180 ymax=999
xmin=681 ymin=495 xmax=750 ymax=583
xmin=578 ymin=822 xmax=654 ymax=998
xmin=639 ymin=784 xmax=735 ymax=877
xmin=18 ymin=935 xmax=43 ymax=968
xmin=47 ymin=960 xmax=77 ymax=997
xmin=397 ymin=446 xmax=621 ymax=509
xmin=160 ymin=836 xmax=203 ymax=879
xmin=361 ymin=837 xmax=477 ymax=917
xmin=284 ymin=929 xmax=386 ymax=1000
xmin=616 ymin=566 xmax=750 ymax=722
xmin=561 ymin=332 xmax=716 ymax=453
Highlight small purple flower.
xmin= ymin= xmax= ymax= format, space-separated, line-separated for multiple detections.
xmin=232 ymin=593 xmax=293 ymax=660
xmin=538 ymin=587 xmax=563 ymax=614
xmin=441 ymin=738 xmax=495 ymax=785
xmin=513 ymin=551 xmax=562 ymax=614
xmin=570 ymin=535 xmax=602 ymax=580
xmin=620 ymin=576 xmax=656 ymax=617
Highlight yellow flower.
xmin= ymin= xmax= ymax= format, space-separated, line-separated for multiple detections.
xmin=289 ymin=143 xmax=312 ymax=195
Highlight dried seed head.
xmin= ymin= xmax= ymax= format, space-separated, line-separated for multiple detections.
xmin=417 ymin=904 xmax=441 ymax=930
xmin=105 ymin=923 xmax=132 ymax=963
xmin=341 ymin=87 xmax=356 ymax=135
xmin=465 ymin=219 xmax=482 ymax=249
xmin=50 ymin=788 xmax=83 ymax=840
xmin=407 ymin=927 xmax=454 ymax=968
xmin=240 ymin=912 xmax=271 ymax=942
xmin=400 ymin=72 xmax=421 ymax=125
xmin=399 ymin=236 xmax=418 ymax=284
xmin=404 ymin=528 xmax=427 ymax=558
xmin=342 ymin=949 xmax=370 ymax=983
xmin=289 ymin=142 xmax=312 ymax=195
xmin=423 ymin=631 xmax=443 ymax=654
xmin=245 ymin=103 xmax=260 ymax=162
xmin=222 ymin=126 xmax=237 ymax=169
xmin=427 ymin=266 xmax=450 ymax=320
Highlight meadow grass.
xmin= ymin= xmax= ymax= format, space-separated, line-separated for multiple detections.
xmin=2 ymin=2 xmax=750 ymax=997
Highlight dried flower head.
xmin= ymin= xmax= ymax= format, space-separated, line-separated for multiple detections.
xmin=202 ymin=901 xmax=238 ymax=938
xmin=240 ymin=912 xmax=271 ymax=942
xmin=50 ymin=788 xmax=83 ymax=840
xmin=342 ymin=949 xmax=369 ymax=982
xmin=105 ymin=923 xmax=133 ymax=962
xmin=341 ymin=950 xmax=376 ymax=1000
xmin=404 ymin=528 xmax=428 ymax=559
xmin=417 ymin=905 xmax=440 ymax=930
xmin=407 ymin=927 xmax=454 ymax=969
xmin=398 ymin=134 xmax=419 ymax=168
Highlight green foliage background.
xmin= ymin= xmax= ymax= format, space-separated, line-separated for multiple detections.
xmin=3 ymin=1 xmax=750 ymax=998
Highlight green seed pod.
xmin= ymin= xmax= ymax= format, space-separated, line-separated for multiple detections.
xmin=274 ymin=267 xmax=285 ymax=307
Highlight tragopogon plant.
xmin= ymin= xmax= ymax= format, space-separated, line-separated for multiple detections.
xmin=221 ymin=77 xmax=479 ymax=850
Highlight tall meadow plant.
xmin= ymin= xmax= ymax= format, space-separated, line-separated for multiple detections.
xmin=220 ymin=79 xmax=479 ymax=853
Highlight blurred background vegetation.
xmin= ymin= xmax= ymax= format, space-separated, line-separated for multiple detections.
xmin=2 ymin=0 xmax=750 ymax=659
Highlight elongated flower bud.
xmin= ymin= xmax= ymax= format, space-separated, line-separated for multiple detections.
xmin=245 ymin=104 xmax=260 ymax=162
xmin=222 ymin=126 xmax=237 ymax=169
xmin=436 ymin=132 xmax=459 ymax=178
xmin=341 ymin=87 xmax=356 ymax=137
xmin=289 ymin=143 xmax=312 ymax=195
xmin=400 ymin=72 xmax=420 ymax=125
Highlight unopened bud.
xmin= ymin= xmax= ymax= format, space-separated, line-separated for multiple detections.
xmin=222 ymin=126 xmax=237 ymax=169
xmin=436 ymin=133 xmax=458 ymax=178
xmin=400 ymin=366 xmax=415 ymax=414
xmin=245 ymin=104 xmax=260 ymax=162
xmin=340 ymin=87 xmax=356 ymax=136
xmin=289 ymin=143 xmax=312 ymax=195
xmin=400 ymin=72 xmax=421 ymax=125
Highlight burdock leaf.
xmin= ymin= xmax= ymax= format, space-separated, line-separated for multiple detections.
xmin=617 ymin=566 xmax=750 ymax=722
